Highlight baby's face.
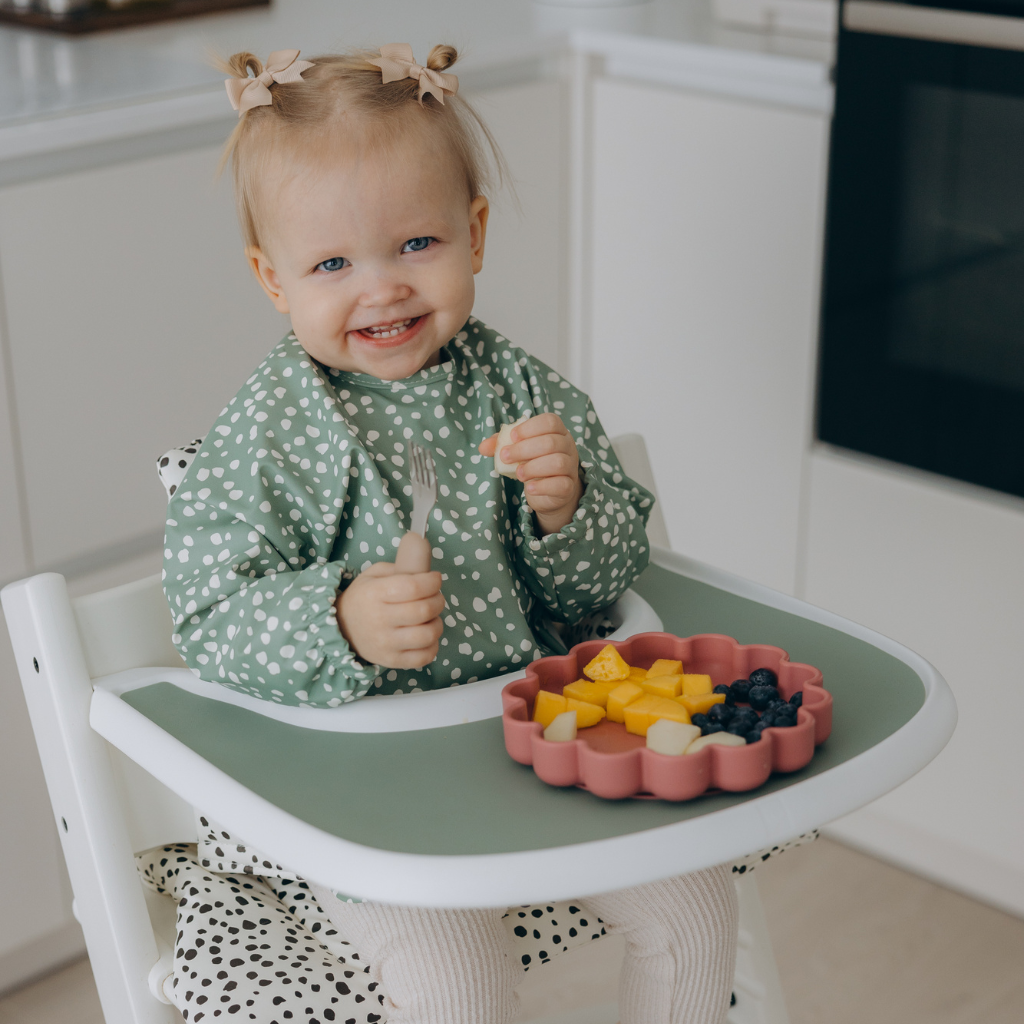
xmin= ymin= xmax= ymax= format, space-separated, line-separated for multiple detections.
xmin=251 ymin=132 xmax=487 ymax=379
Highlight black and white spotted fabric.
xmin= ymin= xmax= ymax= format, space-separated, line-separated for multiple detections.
xmin=156 ymin=439 xmax=203 ymax=499
xmin=730 ymin=830 xmax=820 ymax=875
xmin=138 ymin=844 xmax=384 ymax=1023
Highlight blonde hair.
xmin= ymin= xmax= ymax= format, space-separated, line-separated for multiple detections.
xmin=215 ymin=46 xmax=506 ymax=250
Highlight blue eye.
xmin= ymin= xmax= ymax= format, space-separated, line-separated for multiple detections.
xmin=402 ymin=237 xmax=434 ymax=253
xmin=316 ymin=256 xmax=348 ymax=272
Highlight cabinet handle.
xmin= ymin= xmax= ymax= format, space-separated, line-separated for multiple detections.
xmin=844 ymin=1 xmax=1024 ymax=52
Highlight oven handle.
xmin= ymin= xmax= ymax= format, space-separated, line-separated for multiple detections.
xmin=844 ymin=0 xmax=1024 ymax=51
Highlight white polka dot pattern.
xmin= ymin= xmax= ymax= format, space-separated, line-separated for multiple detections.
xmin=162 ymin=319 xmax=653 ymax=707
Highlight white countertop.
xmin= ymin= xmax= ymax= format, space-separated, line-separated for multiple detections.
xmin=0 ymin=0 xmax=834 ymax=163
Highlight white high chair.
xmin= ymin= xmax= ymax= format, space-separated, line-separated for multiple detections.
xmin=3 ymin=433 xmax=956 ymax=1024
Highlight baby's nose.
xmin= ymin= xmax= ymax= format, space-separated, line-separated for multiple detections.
xmin=358 ymin=271 xmax=412 ymax=307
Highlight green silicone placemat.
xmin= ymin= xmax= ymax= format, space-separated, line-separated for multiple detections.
xmin=122 ymin=563 xmax=925 ymax=856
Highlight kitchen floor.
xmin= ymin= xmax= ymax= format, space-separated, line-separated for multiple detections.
xmin=2 ymin=837 xmax=1023 ymax=1024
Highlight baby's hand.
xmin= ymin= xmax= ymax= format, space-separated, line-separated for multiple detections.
xmin=335 ymin=562 xmax=445 ymax=669
xmin=479 ymin=413 xmax=584 ymax=536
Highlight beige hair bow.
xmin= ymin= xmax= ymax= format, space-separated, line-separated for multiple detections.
xmin=368 ymin=43 xmax=459 ymax=105
xmin=225 ymin=49 xmax=314 ymax=116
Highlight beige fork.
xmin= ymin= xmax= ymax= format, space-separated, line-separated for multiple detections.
xmin=394 ymin=442 xmax=437 ymax=574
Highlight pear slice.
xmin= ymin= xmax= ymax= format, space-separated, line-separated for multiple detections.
xmin=646 ymin=719 xmax=701 ymax=756
xmin=684 ymin=732 xmax=747 ymax=755
xmin=495 ymin=416 xmax=529 ymax=478
xmin=543 ymin=710 xmax=578 ymax=742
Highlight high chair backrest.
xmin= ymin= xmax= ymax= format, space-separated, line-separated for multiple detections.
xmin=0 ymin=432 xmax=671 ymax=1024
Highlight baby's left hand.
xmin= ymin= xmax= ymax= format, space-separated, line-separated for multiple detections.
xmin=479 ymin=413 xmax=583 ymax=536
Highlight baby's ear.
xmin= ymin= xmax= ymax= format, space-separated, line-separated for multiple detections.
xmin=469 ymin=195 xmax=489 ymax=274
xmin=246 ymin=246 xmax=290 ymax=314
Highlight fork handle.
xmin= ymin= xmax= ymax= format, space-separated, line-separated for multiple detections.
xmin=395 ymin=530 xmax=432 ymax=574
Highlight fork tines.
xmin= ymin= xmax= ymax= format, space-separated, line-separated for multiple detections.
xmin=408 ymin=442 xmax=437 ymax=536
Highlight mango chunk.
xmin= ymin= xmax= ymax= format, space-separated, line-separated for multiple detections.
xmin=584 ymin=644 xmax=631 ymax=683
xmin=624 ymin=694 xmax=692 ymax=736
xmin=628 ymin=666 xmax=649 ymax=683
xmin=606 ymin=682 xmax=645 ymax=723
xmin=684 ymin=732 xmax=746 ymax=754
xmin=563 ymin=679 xmax=619 ymax=708
xmin=544 ymin=710 xmax=578 ymax=742
xmin=682 ymin=673 xmax=714 ymax=696
xmin=647 ymin=659 xmax=683 ymax=678
xmin=566 ymin=697 xmax=606 ymax=729
xmin=646 ymin=719 xmax=702 ymax=756
xmin=533 ymin=690 xmax=567 ymax=729
xmin=641 ymin=673 xmax=684 ymax=699
xmin=677 ymin=692 xmax=726 ymax=716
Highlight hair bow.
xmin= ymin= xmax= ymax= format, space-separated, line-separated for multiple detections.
xmin=368 ymin=43 xmax=459 ymax=105
xmin=225 ymin=49 xmax=315 ymax=116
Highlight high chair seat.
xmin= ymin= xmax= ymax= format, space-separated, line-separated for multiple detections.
xmin=70 ymin=547 xmax=954 ymax=909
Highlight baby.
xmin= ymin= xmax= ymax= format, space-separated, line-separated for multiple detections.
xmin=163 ymin=44 xmax=737 ymax=1024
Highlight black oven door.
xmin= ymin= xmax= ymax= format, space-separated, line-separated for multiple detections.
xmin=819 ymin=0 xmax=1024 ymax=498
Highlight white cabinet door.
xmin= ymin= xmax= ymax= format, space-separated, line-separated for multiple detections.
xmin=0 ymin=145 xmax=288 ymax=569
xmin=587 ymin=78 xmax=828 ymax=593
xmin=470 ymin=78 xmax=568 ymax=376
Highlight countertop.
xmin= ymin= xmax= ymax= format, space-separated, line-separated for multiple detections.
xmin=0 ymin=0 xmax=834 ymax=164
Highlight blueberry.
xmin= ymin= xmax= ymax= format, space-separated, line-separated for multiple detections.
xmin=748 ymin=667 xmax=778 ymax=688
xmin=748 ymin=685 xmax=775 ymax=711
xmin=726 ymin=720 xmax=750 ymax=736
xmin=691 ymin=713 xmax=709 ymax=728
xmin=702 ymin=722 xmax=724 ymax=736
xmin=730 ymin=680 xmax=751 ymax=703
xmin=760 ymin=710 xmax=777 ymax=728
xmin=789 ymin=691 xmax=803 ymax=708
xmin=731 ymin=708 xmax=758 ymax=727
xmin=713 ymin=683 xmax=736 ymax=705
xmin=708 ymin=702 xmax=735 ymax=725
xmin=745 ymin=730 xmax=762 ymax=744
xmin=767 ymin=698 xmax=788 ymax=712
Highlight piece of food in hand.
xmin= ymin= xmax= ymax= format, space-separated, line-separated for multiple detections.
xmin=646 ymin=659 xmax=683 ymax=678
xmin=494 ymin=416 xmax=529 ymax=478
xmin=641 ymin=673 xmax=684 ymax=699
xmin=584 ymin=644 xmax=631 ymax=683
xmin=533 ymin=690 xmax=568 ymax=729
xmin=646 ymin=719 xmax=702 ymax=756
xmin=685 ymin=732 xmax=747 ymax=754
xmin=677 ymin=692 xmax=726 ymax=716
xmin=682 ymin=673 xmax=713 ymax=696
xmin=563 ymin=679 xmax=619 ymax=708
xmin=544 ymin=710 xmax=578 ymax=742
xmin=624 ymin=694 xmax=692 ymax=736
xmin=606 ymin=681 xmax=645 ymax=722
xmin=748 ymin=667 xmax=779 ymax=688
xmin=628 ymin=666 xmax=649 ymax=683
xmin=565 ymin=697 xmax=606 ymax=728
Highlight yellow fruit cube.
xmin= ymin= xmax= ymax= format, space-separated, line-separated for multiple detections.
xmin=641 ymin=673 xmax=684 ymax=699
xmin=677 ymin=692 xmax=726 ymax=716
xmin=566 ymin=698 xmax=606 ymax=729
xmin=584 ymin=644 xmax=631 ymax=683
xmin=628 ymin=666 xmax=649 ymax=683
xmin=647 ymin=659 xmax=683 ymax=678
xmin=533 ymin=690 xmax=567 ymax=729
xmin=606 ymin=682 xmax=645 ymax=723
xmin=682 ymin=673 xmax=714 ymax=696
xmin=624 ymin=694 xmax=692 ymax=736
xmin=563 ymin=679 xmax=619 ymax=708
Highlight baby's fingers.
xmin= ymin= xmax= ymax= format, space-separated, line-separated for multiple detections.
xmin=379 ymin=570 xmax=443 ymax=604
xmin=517 ymin=452 xmax=577 ymax=481
xmin=478 ymin=433 xmax=498 ymax=457
xmin=388 ymin=592 xmax=446 ymax=628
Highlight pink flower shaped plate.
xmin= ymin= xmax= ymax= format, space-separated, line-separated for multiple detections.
xmin=502 ymin=632 xmax=832 ymax=801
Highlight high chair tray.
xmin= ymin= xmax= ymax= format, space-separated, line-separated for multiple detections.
xmin=89 ymin=547 xmax=956 ymax=908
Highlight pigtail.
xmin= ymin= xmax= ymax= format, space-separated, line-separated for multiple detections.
xmin=426 ymin=44 xmax=458 ymax=72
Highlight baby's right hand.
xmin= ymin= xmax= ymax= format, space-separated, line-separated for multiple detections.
xmin=335 ymin=562 xmax=445 ymax=669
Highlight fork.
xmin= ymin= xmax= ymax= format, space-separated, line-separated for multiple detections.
xmin=395 ymin=442 xmax=436 ymax=574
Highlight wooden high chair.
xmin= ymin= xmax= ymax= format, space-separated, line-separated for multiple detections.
xmin=1 ymin=435 xmax=956 ymax=1024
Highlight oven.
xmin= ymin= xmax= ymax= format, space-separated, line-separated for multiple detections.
xmin=818 ymin=0 xmax=1024 ymax=498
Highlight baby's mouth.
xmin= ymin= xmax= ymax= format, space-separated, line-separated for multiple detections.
xmin=357 ymin=316 xmax=421 ymax=340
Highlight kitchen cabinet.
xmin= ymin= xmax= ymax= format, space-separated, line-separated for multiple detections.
xmin=586 ymin=77 xmax=829 ymax=594
xmin=803 ymin=447 xmax=1024 ymax=916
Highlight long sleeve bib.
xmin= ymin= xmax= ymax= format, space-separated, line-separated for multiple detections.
xmin=163 ymin=319 xmax=653 ymax=707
